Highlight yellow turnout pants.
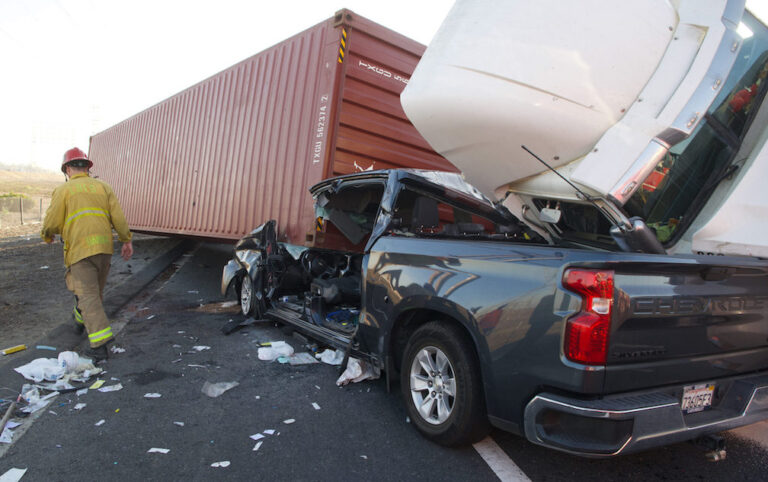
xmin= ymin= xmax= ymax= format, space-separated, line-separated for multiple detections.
xmin=66 ymin=253 xmax=114 ymax=348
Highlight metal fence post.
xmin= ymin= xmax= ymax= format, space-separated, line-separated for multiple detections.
xmin=19 ymin=197 xmax=23 ymax=225
xmin=40 ymin=198 xmax=43 ymax=222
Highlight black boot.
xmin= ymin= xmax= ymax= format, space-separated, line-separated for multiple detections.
xmin=84 ymin=343 xmax=109 ymax=363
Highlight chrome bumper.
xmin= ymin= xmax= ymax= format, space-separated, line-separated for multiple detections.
xmin=524 ymin=372 xmax=768 ymax=457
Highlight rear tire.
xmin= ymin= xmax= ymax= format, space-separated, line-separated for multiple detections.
xmin=400 ymin=321 xmax=489 ymax=446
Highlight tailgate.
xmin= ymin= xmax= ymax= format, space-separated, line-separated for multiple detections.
xmin=605 ymin=258 xmax=768 ymax=393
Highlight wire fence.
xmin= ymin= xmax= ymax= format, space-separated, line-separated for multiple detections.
xmin=0 ymin=197 xmax=51 ymax=228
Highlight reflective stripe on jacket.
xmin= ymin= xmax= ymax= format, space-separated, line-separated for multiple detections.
xmin=41 ymin=173 xmax=132 ymax=267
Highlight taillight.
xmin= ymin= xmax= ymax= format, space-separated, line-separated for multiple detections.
xmin=562 ymin=269 xmax=614 ymax=365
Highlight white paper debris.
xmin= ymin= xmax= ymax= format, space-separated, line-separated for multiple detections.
xmin=110 ymin=346 xmax=126 ymax=354
xmin=201 ymin=381 xmax=239 ymax=398
xmin=0 ymin=427 xmax=13 ymax=444
xmin=336 ymin=358 xmax=379 ymax=386
xmin=316 ymin=349 xmax=345 ymax=366
xmin=252 ymin=441 xmax=263 ymax=451
xmin=312 ymin=402 xmax=321 ymax=410
xmin=98 ymin=383 xmax=123 ymax=393
xmin=187 ymin=364 xmax=206 ymax=368
xmin=210 ymin=461 xmax=230 ymax=468
xmin=40 ymin=265 xmax=49 ymax=269
xmin=5 ymin=422 xmax=20 ymax=430
xmin=74 ymin=403 xmax=86 ymax=410
xmin=283 ymin=419 xmax=295 ymax=424
xmin=48 ymin=410 xmax=57 ymax=415
xmin=287 ymin=352 xmax=319 ymax=365
xmin=144 ymin=393 xmax=162 ymax=399
xmin=263 ymin=429 xmax=275 ymax=435
xmin=177 ymin=331 xmax=185 ymax=334
xmin=192 ymin=346 xmax=210 ymax=352
xmin=361 ymin=455 xmax=368 ymax=460
xmin=249 ymin=433 xmax=265 ymax=441
xmin=173 ymin=421 xmax=185 ymax=427
xmin=76 ymin=388 xmax=88 ymax=396
xmin=148 ymin=448 xmax=170 ymax=454
xmin=146 ymin=315 xmax=156 ymax=320
xmin=95 ymin=419 xmax=105 ymax=426
xmin=0 ymin=468 xmax=27 ymax=482
xmin=315 ymin=385 xmax=321 ymax=390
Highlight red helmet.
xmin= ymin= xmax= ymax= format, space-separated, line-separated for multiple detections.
xmin=61 ymin=147 xmax=93 ymax=173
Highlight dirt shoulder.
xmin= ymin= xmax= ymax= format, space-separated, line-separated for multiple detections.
xmin=0 ymin=233 xmax=182 ymax=350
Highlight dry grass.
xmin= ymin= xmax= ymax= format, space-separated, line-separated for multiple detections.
xmin=0 ymin=170 xmax=64 ymax=198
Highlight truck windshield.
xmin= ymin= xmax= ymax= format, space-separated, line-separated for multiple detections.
xmin=624 ymin=10 xmax=768 ymax=244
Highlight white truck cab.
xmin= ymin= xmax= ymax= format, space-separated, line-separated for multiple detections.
xmin=402 ymin=0 xmax=768 ymax=258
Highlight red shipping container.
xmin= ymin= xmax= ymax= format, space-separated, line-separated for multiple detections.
xmin=89 ymin=9 xmax=456 ymax=243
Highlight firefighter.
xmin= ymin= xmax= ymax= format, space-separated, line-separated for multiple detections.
xmin=41 ymin=147 xmax=133 ymax=362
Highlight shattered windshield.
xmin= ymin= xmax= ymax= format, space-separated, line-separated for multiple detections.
xmin=624 ymin=11 xmax=768 ymax=243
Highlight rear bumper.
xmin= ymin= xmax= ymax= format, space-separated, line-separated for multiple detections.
xmin=523 ymin=372 xmax=768 ymax=457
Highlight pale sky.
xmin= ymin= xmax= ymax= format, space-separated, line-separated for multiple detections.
xmin=0 ymin=0 xmax=455 ymax=172
xmin=1 ymin=0 xmax=766 ymax=172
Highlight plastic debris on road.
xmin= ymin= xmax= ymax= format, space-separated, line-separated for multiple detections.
xmin=89 ymin=380 xmax=105 ymax=389
xmin=283 ymin=419 xmax=295 ymax=424
xmin=144 ymin=393 xmax=162 ymax=399
xmin=0 ymin=468 xmax=27 ymax=482
xmin=76 ymin=388 xmax=88 ymax=396
xmin=14 ymin=352 xmax=102 ymax=383
xmin=173 ymin=421 xmax=185 ymax=427
xmin=94 ymin=419 xmax=105 ymax=426
xmin=110 ymin=346 xmax=126 ymax=354
xmin=20 ymin=385 xmax=58 ymax=414
xmin=312 ymin=402 xmax=321 ymax=410
xmin=148 ymin=448 xmax=170 ymax=454
xmin=315 ymin=349 xmax=344 ymax=366
xmin=1 ymin=345 xmax=27 ymax=356
xmin=250 ymin=433 xmax=265 ymax=441
xmin=97 ymin=383 xmax=123 ymax=393
xmin=201 ymin=381 xmax=239 ymax=398
xmin=253 ymin=441 xmax=263 ymax=451
xmin=36 ymin=345 xmax=56 ymax=351
xmin=0 ymin=427 xmax=14 ymax=444
xmin=210 ymin=461 xmax=230 ymax=468
xmin=192 ymin=346 xmax=211 ymax=352
xmin=74 ymin=403 xmax=86 ymax=410
xmin=146 ymin=315 xmax=156 ymax=320
xmin=336 ymin=358 xmax=380 ymax=386
xmin=263 ymin=429 xmax=275 ymax=435
xmin=257 ymin=341 xmax=294 ymax=361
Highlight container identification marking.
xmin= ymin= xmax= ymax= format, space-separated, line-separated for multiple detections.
xmin=313 ymin=94 xmax=329 ymax=164
xmin=358 ymin=60 xmax=409 ymax=85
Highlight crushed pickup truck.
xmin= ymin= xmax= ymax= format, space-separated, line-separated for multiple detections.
xmin=222 ymin=168 xmax=768 ymax=456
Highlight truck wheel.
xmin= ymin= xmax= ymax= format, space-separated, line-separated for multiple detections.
xmin=400 ymin=321 xmax=489 ymax=446
xmin=239 ymin=272 xmax=266 ymax=318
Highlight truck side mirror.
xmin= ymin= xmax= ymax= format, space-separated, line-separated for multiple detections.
xmin=610 ymin=217 xmax=666 ymax=254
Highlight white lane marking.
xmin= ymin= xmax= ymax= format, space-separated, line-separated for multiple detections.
xmin=473 ymin=437 xmax=531 ymax=482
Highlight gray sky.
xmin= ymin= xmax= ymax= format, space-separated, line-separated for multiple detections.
xmin=0 ymin=0 xmax=454 ymax=172
xmin=1 ymin=0 xmax=766 ymax=172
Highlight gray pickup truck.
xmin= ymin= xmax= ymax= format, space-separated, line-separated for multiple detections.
xmin=221 ymin=169 xmax=768 ymax=456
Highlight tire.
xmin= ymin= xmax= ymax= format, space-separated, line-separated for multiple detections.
xmin=239 ymin=271 xmax=266 ymax=318
xmin=400 ymin=321 xmax=489 ymax=446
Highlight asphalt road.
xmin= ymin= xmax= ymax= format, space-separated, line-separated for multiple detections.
xmin=1 ymin=243 xmax=766 ymax=481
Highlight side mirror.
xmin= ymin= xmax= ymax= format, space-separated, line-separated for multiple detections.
xmin=610 ymin=217 xmax=666 ymax=254
xmin=538 ymin=207 xmax=562 ymax=224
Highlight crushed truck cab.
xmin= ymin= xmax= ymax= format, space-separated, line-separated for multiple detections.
xmin=223 ymin=169 xmax=768 ymax=455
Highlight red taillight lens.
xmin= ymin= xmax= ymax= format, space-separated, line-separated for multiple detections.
xmin=563 ymin=269 xmax=614 ymax=365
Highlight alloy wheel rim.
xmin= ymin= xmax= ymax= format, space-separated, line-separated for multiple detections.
xmin=409 ymin=345 xmax=456 ymax=425
xmin=240 ymin=275 xmax=252 ymax=315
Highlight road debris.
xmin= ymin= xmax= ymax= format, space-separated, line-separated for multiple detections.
xmin=361 ymin=455 xmax=368 ymax=460
xmin=257 ymin=341 xmax=294 ymax=361
xmin=147 ymin=448 xmax=170 ymax=454
xmin=287 ymin=353 xmax=319 ymax=365
xmin=110 ymin=346 xmax=126 ymax=354
xmin=187 ymin=364 xmax=206 ymax=368
xmin=312 ymin=402 xmax=321 ymax=410
xmin=192 ymin=346 xmax=211 ymax=352
xmin=201 ymin=381 xmax=239 ymax=398
xmin=144 ymin=393 xmax=162 ymax=399
xmin=76 ymin=388 xmax=88 ymax=396
xmin=14 ymin=353 xmax=102 ymax=384
xmin=283 ymin=419 xmax=295 ymax=424
xmin=221 ymin=301 xmax=238 ymax=308
xmin=20 ymin=386 xmax=58 ymax=414
xmin=316 ymin=349 xmax=344 ymax=365
xmin=336 ymin=358 xmax=379 ymax=386
xmin=2 ymin=345 xmax=27 ymax=356
xmin=253 ymin=441 xmax=263 ymax=451
xmin=94 ymin=419 xmax=105 ymax=426
xmin=173 ymin=421 xmax=184 ymax=427
xmin=0 ymin=468 xmax=27 ymax=482
xmin=74 ymin=403 xmax=86 ymax=410
xmin=210 ymin=461 xmax=230 ymax=468
xmin=40 ymin=265 xmax=49 ymax=269
xmin=146 ymin=315 xmax=156 ymax=320
xmin=97 ymin=383 xmax=123 ymax=393
xmin=250 ymin=433 xmax=265 ymax=441
xmin=263 ymin=429 xmax=275 ymax=435
xmin=35 ymin=345 xmax=56 ymax=351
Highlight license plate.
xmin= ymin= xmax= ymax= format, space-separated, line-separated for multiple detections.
xmin=681 ymin=383 xmax=715 ymax=414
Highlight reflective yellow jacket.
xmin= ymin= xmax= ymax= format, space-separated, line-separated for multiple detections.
xmin=41 ymin=173 xmax=132 ymax=267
